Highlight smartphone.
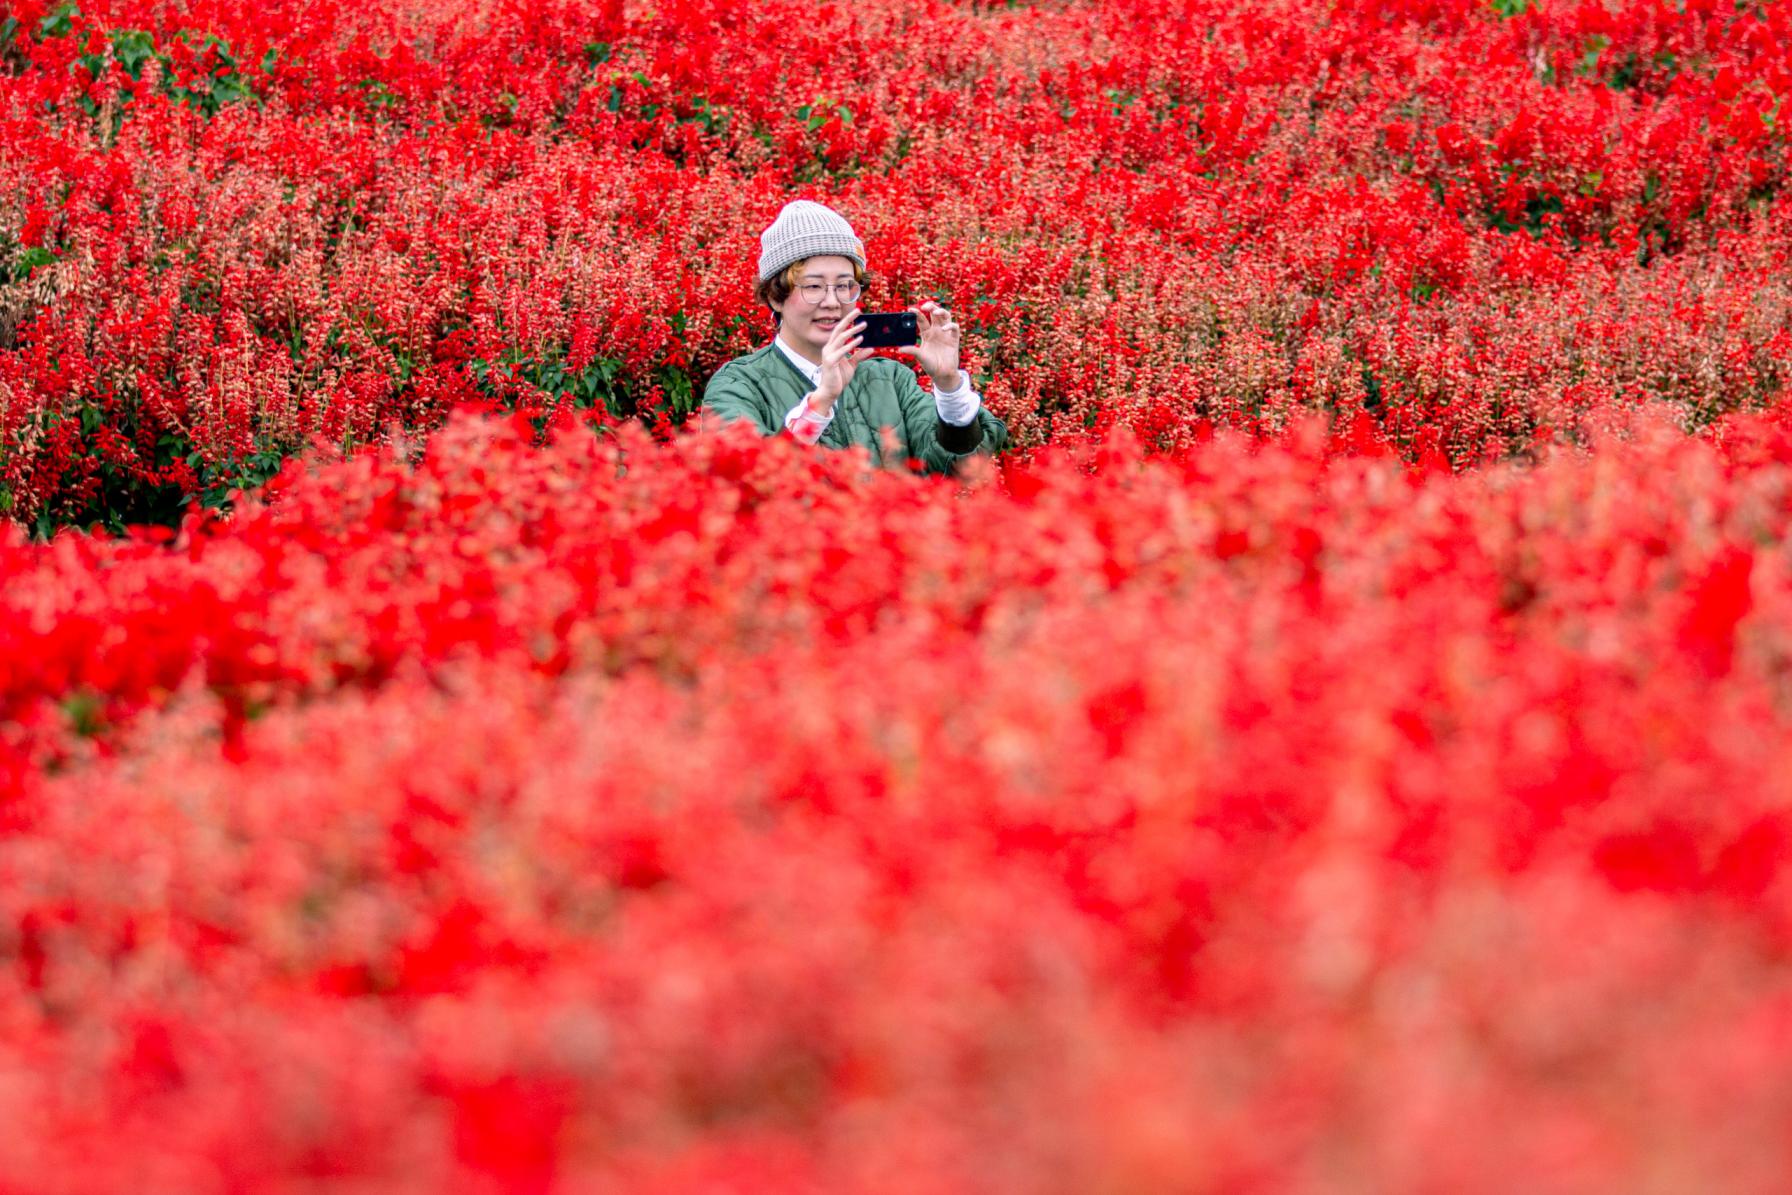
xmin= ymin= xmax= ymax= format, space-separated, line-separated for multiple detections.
xmin=855 ymin=311 xmax=918 ymax=349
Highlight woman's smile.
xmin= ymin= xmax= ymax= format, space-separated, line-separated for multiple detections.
xmin=785 ymin=304 xmax=855 ymax=362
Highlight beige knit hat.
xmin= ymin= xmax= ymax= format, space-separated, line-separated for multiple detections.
xmin=757 ymin=200 xmax=866 ymax=281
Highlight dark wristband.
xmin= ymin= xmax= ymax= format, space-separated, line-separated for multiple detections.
xmin=935 ymin=415 xmax=983 ymax=455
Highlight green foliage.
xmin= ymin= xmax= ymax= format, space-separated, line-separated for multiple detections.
xmin=38 ymin=2 xmax=80 ymax=39
xmin=164 ymin=32 xmax=259 ymax=118
xmin=1103 ymin=87 xmax=1139 ymax=115
xmin=471 ymin=349 xmax=623 ymax=412
xmin=0 ymin=15 xmax=24 ymax=70
xmin=10 ymin=245 xmax=59 ymax=282
xmin=1488 ymin=188 xmax=1565 ymax=235
xmin=793 ymin=100 xmax=854 ymax=132
xmin=108 ymin=27 xmax=156 ymax=77
xmin=7 ymin=386 xmax=301 ymax=538
xmin=1576 ymin=35 xmax=1609 ymax=81
xmin=789 ymin=100 xmax=872 ymax=183
xmin=187 ymin=441 xmax=291 ymax=510
xmin=466 ymin=345 xmax=708 ymax=432
xmin=355 ymin=77 xmax=401 ymax=114
xmin=34 ymin=10 xmax=269 ymax=132
xmin=59 ymin=689 xmax=106 ymax=737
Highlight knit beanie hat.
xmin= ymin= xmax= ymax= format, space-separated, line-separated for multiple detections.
xmin=757 ymin=200 xmax=866 ymax=281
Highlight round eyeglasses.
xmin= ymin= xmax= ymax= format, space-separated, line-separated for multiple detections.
xmin=795 ymin=281 xmax=862 ymax=305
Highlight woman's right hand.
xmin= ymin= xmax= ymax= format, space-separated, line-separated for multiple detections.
xmin=809 ymin=311 xmax=874 ymax=414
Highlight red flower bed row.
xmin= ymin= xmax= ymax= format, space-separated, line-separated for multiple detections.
xmin=5 ymin=409 xmax=1792 ymax=1188
xmin=2 ymin=0 xmax=1791 ymax=529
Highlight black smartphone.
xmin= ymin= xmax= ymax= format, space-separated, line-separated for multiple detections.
xmin=855 ymin=311 xmax=918 ymax=349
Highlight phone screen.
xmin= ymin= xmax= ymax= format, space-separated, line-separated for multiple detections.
xmin=857 ymin=312 xmax=919 ymax=349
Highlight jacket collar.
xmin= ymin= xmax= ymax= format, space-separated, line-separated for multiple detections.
xmin=771 ymin=334 xmax=822 ymax=386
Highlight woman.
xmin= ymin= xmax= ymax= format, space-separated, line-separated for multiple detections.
xmin=701 ymin=200 xmax=1008 ymax=475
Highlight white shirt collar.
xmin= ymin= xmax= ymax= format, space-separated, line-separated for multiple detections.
xmin=772 ymin=333 xmax=822 ymax=386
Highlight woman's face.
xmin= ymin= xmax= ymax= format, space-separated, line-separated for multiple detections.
xmin=771 ymin=255 xmax=860 ymax=357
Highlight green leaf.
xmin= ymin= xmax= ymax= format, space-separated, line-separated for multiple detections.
xmin=60 ymin=690 xmax=105 ymax=737
xmin=37 ymin=2 xmax=80 ymax=39
xmin=110 ymin=28 xmax=159 ymax=78
xmin=203 ymin=33 xmax=238 ymax=70
xmin=13 ymin=246 xmax=57 ymax=282
xmin=1576 ymin=34 xmax=1609 ymax=78
xmin=211 ymin=73 xmax=251 ymax=106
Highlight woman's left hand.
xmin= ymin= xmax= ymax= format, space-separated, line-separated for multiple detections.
xmin=898 ymin=300 xmax=963 ymax=391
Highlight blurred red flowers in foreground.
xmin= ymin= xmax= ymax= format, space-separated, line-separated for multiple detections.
xmin=6 ymin=407 xmax=1792 ymax=1191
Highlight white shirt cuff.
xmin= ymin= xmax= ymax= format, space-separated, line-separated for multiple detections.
xmin=783 ymin=394 xmax=834 ymax=444
xmin=932 ymin=373 xmax=981 ymax=427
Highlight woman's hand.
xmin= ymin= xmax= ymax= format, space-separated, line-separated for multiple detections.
xmin=809 ymin=310 xmax=874 ymax=414
xmin=899 ymin=301 xmax=963 ymax=392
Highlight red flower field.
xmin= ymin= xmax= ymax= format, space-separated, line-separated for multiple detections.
xmin=4 ymin=0 xmax=1792 ymax=1189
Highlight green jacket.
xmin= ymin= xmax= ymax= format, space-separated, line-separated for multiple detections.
xmin=701 ymin=343 xmax=1009 ymax=476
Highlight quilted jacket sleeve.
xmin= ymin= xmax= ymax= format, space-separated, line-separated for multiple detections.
xmin=893 ymin=366 xmax=1010 ymax=477
xmin=700 ymin=363 xmax=780 ymax=436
